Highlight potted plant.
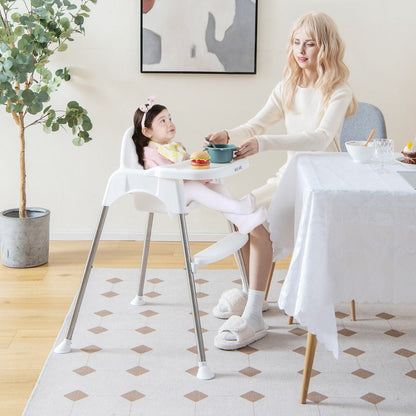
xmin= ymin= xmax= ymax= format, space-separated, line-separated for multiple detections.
xmin=0 ymin=0 xmax=97 ymax=267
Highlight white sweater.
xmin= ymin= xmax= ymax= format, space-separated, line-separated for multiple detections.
xmin=229 ymin=81 xmax=353 ymax=156
xmin=227 ymin=81 xmax=354 ymax=207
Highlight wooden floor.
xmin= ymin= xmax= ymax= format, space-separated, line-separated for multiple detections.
xmin=0 ymin=240 xmax=290 ymax=416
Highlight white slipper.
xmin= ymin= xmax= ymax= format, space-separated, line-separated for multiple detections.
xmin=214 ymin=315 xmax=267 ymax=350
xmin=212 ymin=288 xmax=269 ymax=319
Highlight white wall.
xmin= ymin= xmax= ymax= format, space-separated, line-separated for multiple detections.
xmin=1 ymin=0 xmax=415 ymax=241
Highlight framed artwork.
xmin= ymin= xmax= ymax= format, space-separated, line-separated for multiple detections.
xmin=140 ymin=0 xmax=257 ymax=74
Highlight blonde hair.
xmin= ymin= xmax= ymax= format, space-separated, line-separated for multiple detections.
xmin=282 ymin=12 xmax=357 ymax=117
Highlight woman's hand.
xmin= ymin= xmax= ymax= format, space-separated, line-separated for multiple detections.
xmin=234 ymin=137 xmax=259 ymax=160
xmin=205 ymin=130 xmax=229 ymax=145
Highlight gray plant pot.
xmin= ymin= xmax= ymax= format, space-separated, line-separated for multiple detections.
xmin=0 ymin=207 xmax=50 ymax=268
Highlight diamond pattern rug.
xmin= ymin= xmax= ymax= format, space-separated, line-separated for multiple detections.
xmin=23 ymin=268 xmax=416 ymax=415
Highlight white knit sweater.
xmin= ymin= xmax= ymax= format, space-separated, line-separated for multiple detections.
xmin=229 ymin=81 xmax=353 ymax=155
xmin=227 ymin=81 xmax=354 ymax=207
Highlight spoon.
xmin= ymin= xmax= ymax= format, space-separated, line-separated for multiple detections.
xmin=363 ymin=129 xmax=376 ymax=147
xmin=205 ymin=137 xmax=218 ymax=148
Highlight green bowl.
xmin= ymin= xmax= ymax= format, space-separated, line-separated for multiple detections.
xmin=205 ymin=144 xmax=237 ymax=163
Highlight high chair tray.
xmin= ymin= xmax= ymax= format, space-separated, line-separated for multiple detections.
xmin=145 ymin=159 xmax=249 ymax=180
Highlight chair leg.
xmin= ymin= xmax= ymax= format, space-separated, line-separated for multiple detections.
xmin=264 ymin=261 xmax=275 ymax=301
xmin=131 ymin=212 xmax=154 ymax=306
xmin=301 ymin=332 xmax=318 ymax=404
xmin=54 ymin=206 xmax=109 ymax=353
xmin=350 ymin=299 xmax=356 ymax=321
xmin=227 ymin=221 xmax=249 ymax=293
xmin=178 ymin=214 xmax=214 ymax=380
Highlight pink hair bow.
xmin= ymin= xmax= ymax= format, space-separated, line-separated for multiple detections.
xmin=140 ymin=95 xmax=156 ymax=128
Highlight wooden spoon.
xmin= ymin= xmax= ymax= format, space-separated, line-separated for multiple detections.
xmin=364 ymin=129 xmax=376 ymax=147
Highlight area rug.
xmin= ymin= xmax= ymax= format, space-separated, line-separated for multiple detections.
xmin=24 ymin=268 xmax=416 ymax=416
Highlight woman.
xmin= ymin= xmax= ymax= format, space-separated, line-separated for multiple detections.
xmin=207 ymin=12 xmax=357 ymax=350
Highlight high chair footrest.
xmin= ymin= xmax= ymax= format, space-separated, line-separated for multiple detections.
xmin=192 ymin=232 xmax=248 ymax=271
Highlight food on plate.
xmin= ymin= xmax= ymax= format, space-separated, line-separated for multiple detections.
xmin=190 ymin=150 xmax=210 ymax=169
xmin=401 ymin=142 xmax=416 ymax=164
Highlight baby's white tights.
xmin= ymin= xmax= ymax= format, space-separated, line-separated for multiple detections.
xmin=184 ymin=181 xmax=255 ymax=214
xmin=184 ymin=181 xmax=266 ymax=234
xmin=224 ymin=207 xmax=267 ymax=235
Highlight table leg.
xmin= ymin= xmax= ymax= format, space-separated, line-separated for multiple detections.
xmin=301 ymin=332 xmax=317 ymax=404
xmin=350 ymin=299 xmax=356 ymax=321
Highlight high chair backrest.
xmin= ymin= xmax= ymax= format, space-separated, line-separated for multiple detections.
xmin=102 ymin=126 xmax=187 ymax=214
xmin=120 ymin=126 xmax=142 ymax=170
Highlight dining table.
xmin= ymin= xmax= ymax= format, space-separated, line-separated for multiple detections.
xmin=267 ymin=151 xmax=416 ymax=403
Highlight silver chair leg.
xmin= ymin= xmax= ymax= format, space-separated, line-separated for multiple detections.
xmin=54 ymin=206 xmax=109 ymax=353
xmin=227 ymin=221 xmax=249 ymax=293
xmin=131 ymin=212 xmax=154 ymax=306
xmin=178 ymin=214 xmax=214 ymax=379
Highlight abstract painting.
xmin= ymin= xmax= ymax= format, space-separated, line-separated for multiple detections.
xmin=141 ymin=0 xmax=257 ymax=74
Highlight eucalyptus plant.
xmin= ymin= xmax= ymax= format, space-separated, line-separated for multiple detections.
xmin=0 ymin=0 xmax=97 ymax=217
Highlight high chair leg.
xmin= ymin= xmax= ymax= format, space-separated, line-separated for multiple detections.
xmin=227 ymin=221 xmax=249 ymax=293
xmin=234 ymin=245 xmax=249 ymax=293
xmin=264 ymin=261 xmax=276 ymax=301
xmin=178 ymin=214 xmax=214 ymax=380
xmin=131 ymin=212 xmax=154 ymax=306
xmin=54 ymin=205 xmax=109 ymax=354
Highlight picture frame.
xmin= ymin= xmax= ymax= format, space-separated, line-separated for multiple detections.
xmin=140 ymin=0 xmax=258 ymax=74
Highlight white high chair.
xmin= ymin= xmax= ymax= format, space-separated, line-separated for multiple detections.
xmin=54 ymin=126 xmax=250 ymax=380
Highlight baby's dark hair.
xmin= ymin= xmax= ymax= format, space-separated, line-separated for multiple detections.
xmin=132 ymin=104 xmax=166 ymax=167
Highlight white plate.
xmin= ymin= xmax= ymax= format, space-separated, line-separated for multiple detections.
xmin=395 ymin=157 xmax=416 ymax=169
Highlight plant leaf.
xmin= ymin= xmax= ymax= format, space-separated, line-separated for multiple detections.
xmin=57 ymin=43 xmax=68 ymax=52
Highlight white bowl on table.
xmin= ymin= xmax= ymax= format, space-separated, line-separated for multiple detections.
xmin=345 ymin=140 xmax=375 ymax=163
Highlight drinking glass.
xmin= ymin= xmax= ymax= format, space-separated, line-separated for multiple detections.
xmin=373 ymin=139 xmax=394 ymax=172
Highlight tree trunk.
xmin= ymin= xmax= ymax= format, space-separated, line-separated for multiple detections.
xmin=18 ymin=113 xmax=27 ymax=218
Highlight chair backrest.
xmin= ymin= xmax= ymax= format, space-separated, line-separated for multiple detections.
xmin=108 ymin=126 xmax=186 ymax=214
xmin=120 ymin=126 xmax=142 ymax=170
xmin=339 ymin=102 xmax=387 ymax=152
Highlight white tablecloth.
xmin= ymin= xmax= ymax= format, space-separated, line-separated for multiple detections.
xmin=267 ymin=152 xmax=416 ymax=358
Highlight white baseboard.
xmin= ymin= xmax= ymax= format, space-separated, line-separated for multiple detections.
xmin=50 ymin=232 xmax=227 ymax=242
